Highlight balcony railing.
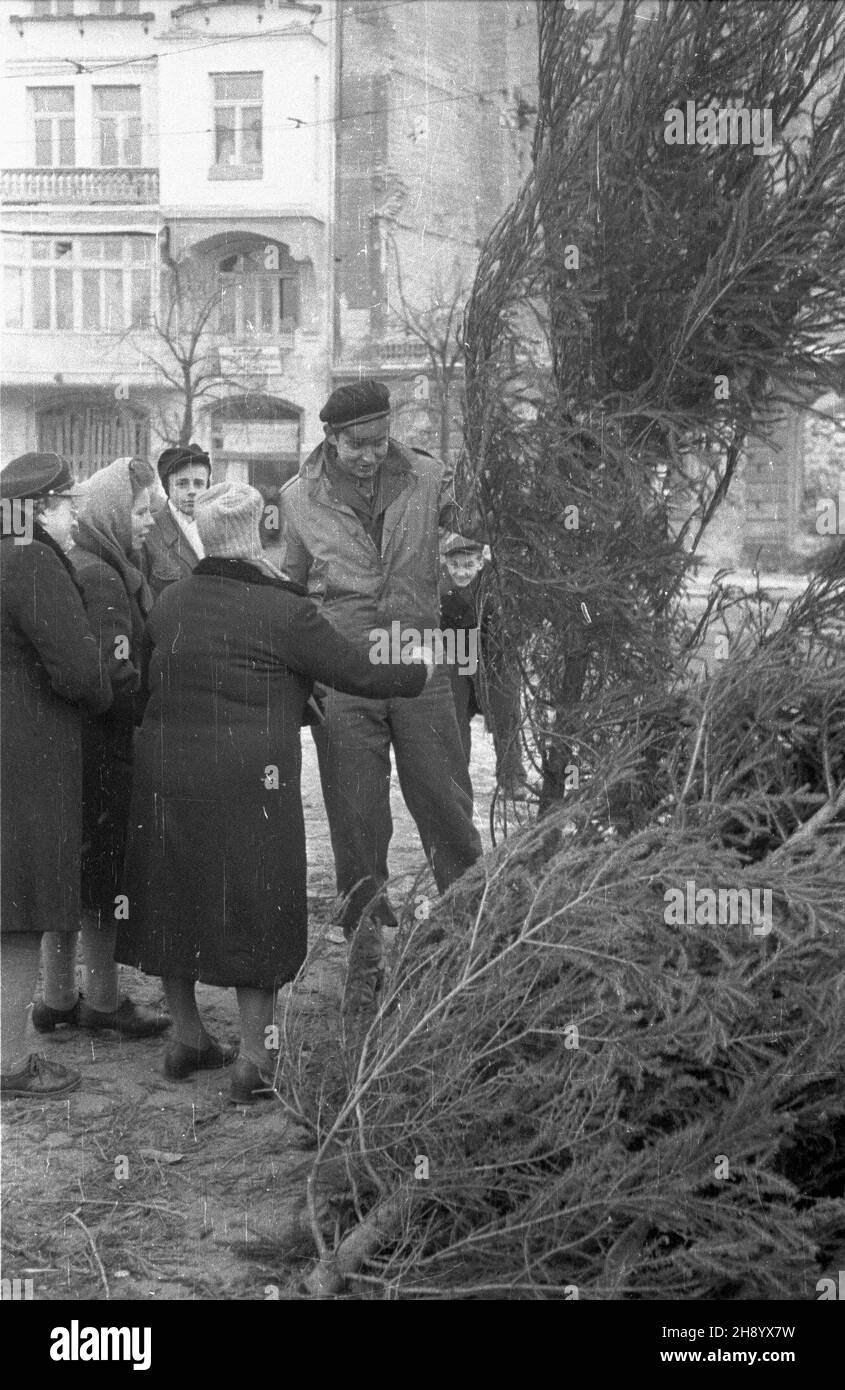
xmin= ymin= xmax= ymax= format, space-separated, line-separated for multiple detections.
xmin=1 ymin=167 xmax=158 ymax=204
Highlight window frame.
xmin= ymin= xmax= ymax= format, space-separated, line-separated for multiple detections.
xmin=93 ymin=85 xmax=142 ymax=167
xmin=30 ymin=86 xmax=75 ymax=168
xmin=216 ymin=250 xmax=298 ymax=341
xmin=3 ymin=234 xmax=156 ymax=334
xmin=33 ymin=2 xmax=76 ymax=16
xmin=210 ymin=72 xmax=263 ymax=179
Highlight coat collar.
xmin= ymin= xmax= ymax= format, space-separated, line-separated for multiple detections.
xmin=301 ymin=437 xmax=415 ymax=486
xmin=299 ymin=439 xmax=418 ymax=537
xmin=193 ymin=555 xmax=307 ymax=595
xmin=155 ymin=502 xmax=201 ymax=557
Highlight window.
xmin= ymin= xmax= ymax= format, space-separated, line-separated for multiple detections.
xmin=3 ymin=235 xmax=155 ymax=332
xmin=217 ymin=249 xmax=298 ymax=339
xmin=94 ymin=87 xmax=141 ymax=166
xmin=96 ymin=2 xmax=141 ymax=13
xmin=33 ymin=2 xmax=75 ymax=16
xmin=212 ymin=73 xmax=262 ymax=171
xmin=39 ymin=402 xmax=149 ymax=482
xmin=31 ymin=88 xmax=75 ymax=166
xmin=4 ymin=238 xmax=24 ymax=330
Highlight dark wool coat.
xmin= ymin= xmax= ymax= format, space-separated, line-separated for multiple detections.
xmin=116 ymin=559 xmax=426 ymax=988
xmin=1 ymin=531 xmax=112 ymax=935
xmin=140 ymin=503 xmax=201 ymax=601
xmin=69 ymin=541 xmax=150 ymax=915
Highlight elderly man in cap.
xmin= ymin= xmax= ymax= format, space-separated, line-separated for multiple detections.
xmin=141 ymin=442 xmax=211 ymax=600
xmin=278 ymin=380 xmax=483 ymax=948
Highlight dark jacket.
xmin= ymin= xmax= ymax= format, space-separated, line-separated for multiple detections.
xmin=116 ymin=558 xmax=426 ymax=988
xmin=140 ymin=502 xmax=201 ymax=601
xmin=69 ymin=535 xmax=151 ymax=913
xmin=1 ymin=530 xmax=112 ymax=935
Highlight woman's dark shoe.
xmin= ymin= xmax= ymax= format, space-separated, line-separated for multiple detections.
xmin=77 ymin=997 xmax=171 ymax=1038
xmin=164 ymin=1039 xmax=237 ymax=1081
xmin=31 ymin=999 xmax=81 ymax=1034
xmin=228 ymin=1055 xmax=278 ymax=1106
xmin=1 ymin=1054 xmax=81 ymax=1101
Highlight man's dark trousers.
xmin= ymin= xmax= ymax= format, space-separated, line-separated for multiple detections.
xmin=313 ymin=666 xmax=482 ymax=935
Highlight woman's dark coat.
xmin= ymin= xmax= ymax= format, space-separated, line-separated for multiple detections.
xmin=116 ymin=559 xmax=426 ymax=988
xmin=1 ymin=529 xmax=112 ymax=935
xmin=69 ymin=532 xmax=150 ymax=914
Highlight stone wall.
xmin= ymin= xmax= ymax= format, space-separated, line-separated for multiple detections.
xmin=334 ymin=0 xmax=537 ymax=458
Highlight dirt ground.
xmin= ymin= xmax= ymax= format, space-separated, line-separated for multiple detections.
xmin=1 ymin=726 xmax=503 ymax=1302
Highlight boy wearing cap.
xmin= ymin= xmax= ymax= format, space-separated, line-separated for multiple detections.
xmin=278 ymin=379 xmax=483 ymax=938
xmin=141 ymin=442 xmax=211 ymax=600
xmin=440 ymin=534 xmax=528 ymax=797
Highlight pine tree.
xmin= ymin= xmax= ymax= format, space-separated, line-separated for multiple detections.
xmin=463 ymin=0 xmax=845 ymax=808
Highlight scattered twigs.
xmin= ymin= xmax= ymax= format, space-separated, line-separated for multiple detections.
xmin=66 ymin=1210 xmax=110 ymax=1301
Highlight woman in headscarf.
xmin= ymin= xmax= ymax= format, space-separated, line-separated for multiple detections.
xmin=1 ymin=453 xmax=112 ymax=1101
xmin=35 ymin=457 xmax=170 ymax=1039
xmin=117 ymin=482 xmax=432 ymax=1104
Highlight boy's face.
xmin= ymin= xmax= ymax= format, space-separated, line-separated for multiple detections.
xmin=167 ymin=463 xmax=210 ymax=517
xmin=444 ymin=547 xmax=485 ymax=588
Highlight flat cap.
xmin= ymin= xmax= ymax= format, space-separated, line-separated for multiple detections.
xmin=157 ymin=442 xmax=211 ymax=486
xmin=319 ymin=380 xmax=390 ymax=430
xmin=0 ymin=451 xmax=75 ymax=501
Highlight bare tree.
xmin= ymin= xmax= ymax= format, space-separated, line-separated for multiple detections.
xmin=124 ymin=251 xmax=262 ymax=447
xmin=387 ymin=239 xmax=467 ymax=463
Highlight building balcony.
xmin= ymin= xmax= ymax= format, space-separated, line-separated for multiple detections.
xmin=1 ymin=167 xmax=159 ymax=205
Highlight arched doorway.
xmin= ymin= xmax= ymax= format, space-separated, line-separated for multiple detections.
xmin=210 ymin=395 xmax=302 ymax=544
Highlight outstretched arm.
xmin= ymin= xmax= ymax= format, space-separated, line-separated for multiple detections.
xmin=273 ymin=592 xmax=428 ymax=700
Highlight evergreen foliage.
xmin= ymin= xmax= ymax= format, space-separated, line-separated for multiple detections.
xmin=462 ymin=0 xmax=845 ymax=806
xmin=291 ymin=590 xmax=844 ymax=1298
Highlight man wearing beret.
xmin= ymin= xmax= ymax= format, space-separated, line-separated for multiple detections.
xmin=140 ymin=443 xmax=211 ymax=600
xmin=278 ymin=379 xmax=483 ymax=941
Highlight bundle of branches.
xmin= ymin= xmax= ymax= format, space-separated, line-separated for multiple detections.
xmin=288 ymin=612 xmax=844 ymax=1300
xmin=539 ymin=552 xmax=845 ymax=842
xmin=463 ymin=0 xmax=845 ymax=808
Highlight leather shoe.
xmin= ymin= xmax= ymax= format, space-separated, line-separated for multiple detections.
xmin=228 ymin=1055 xmax=278 ymax=1106
xmin=1 ymin=1054 xmax=81 ymax=1101
xmin=77 ymin=997 xmax=170 ymax=1038
xmin=164 ymin=1039 xmax=237 ymax=1081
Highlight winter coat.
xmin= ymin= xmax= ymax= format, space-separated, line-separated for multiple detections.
xmin=69 ymin=532 xmax=150 ymax=915
xmin=115 ymin=558 xmax=426 ymax=988
xmin=1 ymin=528 xmax=112 ymax=935
xmin=277 ymin=439 xmax=470 ymax=644
xmin=140 ymin=502 xmax=202 ymax=601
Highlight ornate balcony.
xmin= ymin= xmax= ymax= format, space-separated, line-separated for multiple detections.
xmin=0 ymin=167 xmax=158 ymax=205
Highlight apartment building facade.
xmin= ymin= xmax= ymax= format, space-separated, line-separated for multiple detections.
xmin=1 ymin=0 xmax=537 ymax=492
xmin=2 ymin=0 xmax=334 ymax=493
xmin=333 ymin=0 xmax=536 ymax=459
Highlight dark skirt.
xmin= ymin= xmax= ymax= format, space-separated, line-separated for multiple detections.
xmin=116 ymin=725 xmax=308 ymax=989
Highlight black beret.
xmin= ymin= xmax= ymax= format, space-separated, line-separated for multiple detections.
xmin=0 ymin=451 xmax=75 ymax=501
xmin=157 ymin=442 xmax=211 ymax=486
xmin=319 ymin=380 xmax=391 ymax=430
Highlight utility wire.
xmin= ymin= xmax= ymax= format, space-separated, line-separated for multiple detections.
xmin=2 ymin=0 xmax=481 ymax=77
xmin=0 ymin=79 xmax=537 ymax=148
